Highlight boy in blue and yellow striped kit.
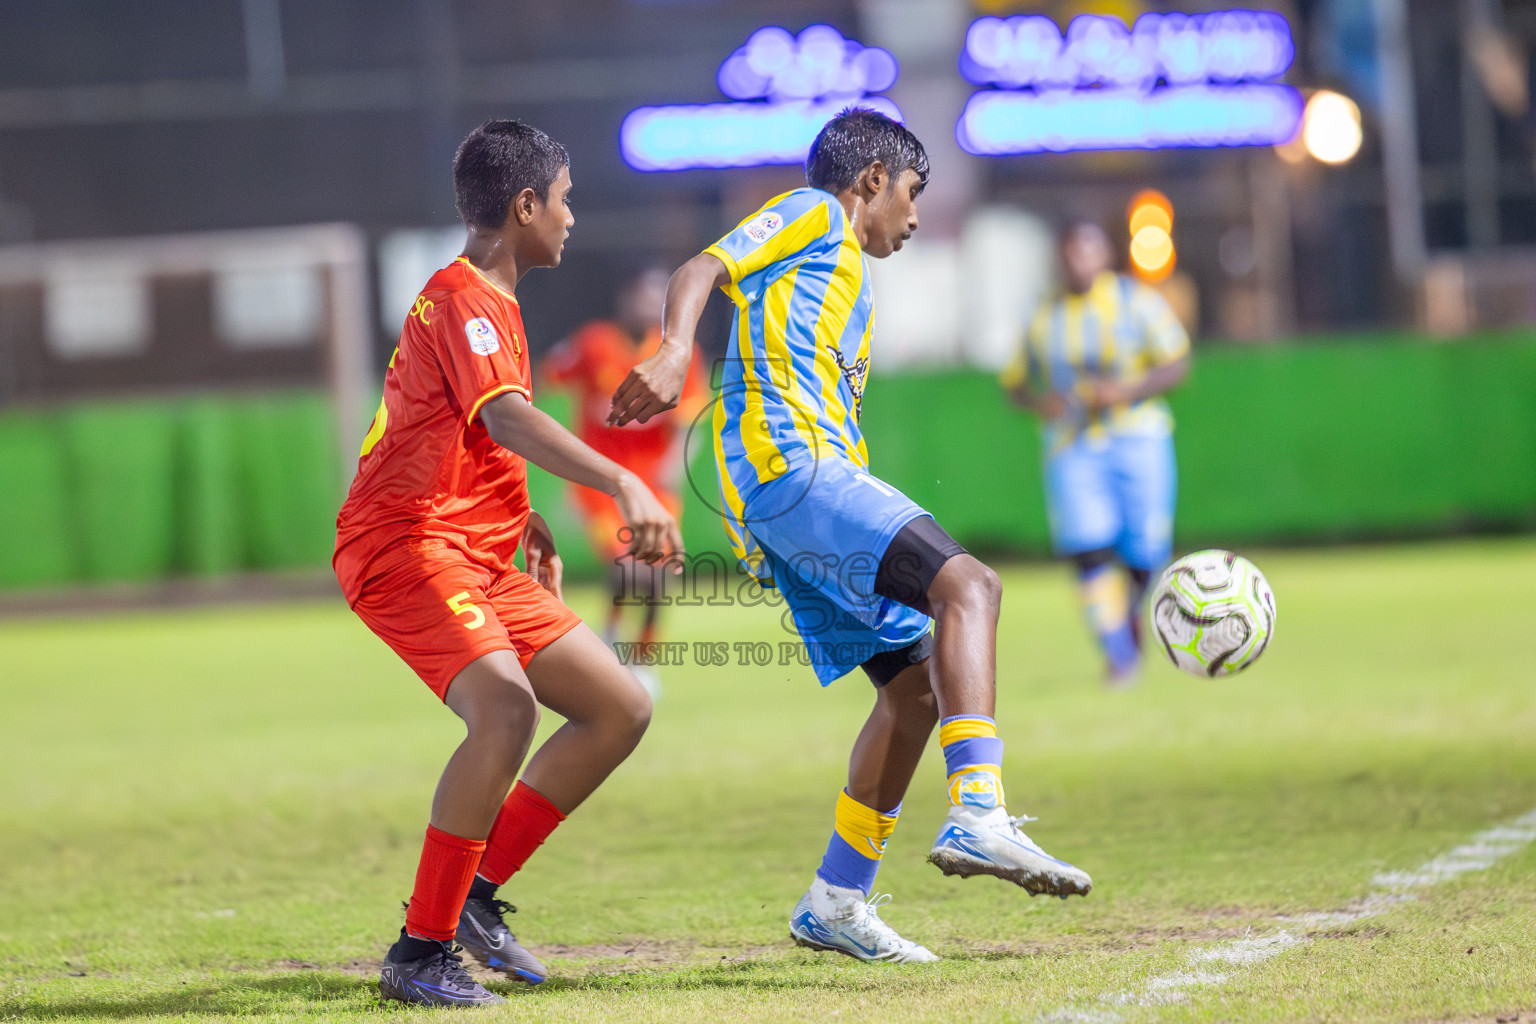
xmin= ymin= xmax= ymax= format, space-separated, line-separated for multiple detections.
xmin=1004 ymin=220 xmax=1190 ymax=686
xmin=609 ymin=108 xmax=1093 ymax=963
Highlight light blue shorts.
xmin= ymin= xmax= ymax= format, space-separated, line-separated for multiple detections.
xmin=1045 ymin=433 xmax=1176 ymax=570
xmin=737 ymin=457 xmax=934 ymax=685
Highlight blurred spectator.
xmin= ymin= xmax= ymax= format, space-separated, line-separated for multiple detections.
xmin=1002 ymin=220 xmax=1191 ymax=686
xmin=541 ymin=267 xmax=709 ymax=696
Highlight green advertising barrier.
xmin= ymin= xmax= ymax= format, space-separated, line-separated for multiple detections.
xmin=177 ymin=400 xmax=243 ymax=577
xmin=1 ymin=333 xmax=1534 ymax=591
xmin=61 ymin=403 xmax=180 ymax=582
xmin=0 ymin=413 xmax=75 ymax=587
xmin=1169 ymin=339 xmax=1536 ymax=542
xmin=0 ymin=393 xmax=340 ymax=589
xmin=862 ymin=332 xmax=1536 ymax=554
xmin=238 ymin=394 xmax=342 ymax=570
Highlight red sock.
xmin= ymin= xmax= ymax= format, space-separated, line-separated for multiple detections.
xmin=405 ymin=825 xmax=486 ymax=942
xmin=477 ymin=781 xmax=566 ymax=885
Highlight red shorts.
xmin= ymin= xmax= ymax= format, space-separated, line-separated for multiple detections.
xmin=348 ymin=545 xmax=582 ymax=701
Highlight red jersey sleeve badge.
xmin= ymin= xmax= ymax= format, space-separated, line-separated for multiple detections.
xmin=465 ymin=317 xmax=500 ymax=355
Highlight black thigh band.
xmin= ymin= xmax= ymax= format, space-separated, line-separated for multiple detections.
xmin=872 ymin=514 xmax=968 ymax=615
xmin=860 ymin=633 xmax=935 ymax=687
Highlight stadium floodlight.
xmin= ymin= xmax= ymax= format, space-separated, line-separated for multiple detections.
xmin=956 ymin=9 xmax=1302 ymax=156
xmin=1130 ymin=225 xmax=1176 ymax=280
xmin=1300 ymin=89 xmax=1363 ymax=164
xmin=1128 ymin=189 xmax=1173 ymax=235
xmin=621 ymin=24 xmax=902 ymax=172
xmin=1127 ymin=190 xmax=1176 ymax=281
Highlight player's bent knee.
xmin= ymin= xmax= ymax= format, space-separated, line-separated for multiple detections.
xmin=932 ymin=555 xmax=1001 ymax=616
xmin=577 ymin=665 xmax=652 ymax=742
xmin=449 ymin=664 xmax=541 ymax=748
xmin=468 ymin=688 xmax=540 ymax=747
xmin=624 ymin=694 xmax=653 ymax=741
xmin=619 ymin=678 xmax=654 ymax=737
xmin=984 ymin=569 xmax=1002 ymax=613
xmin=972 ymin=560 xmax=1002 ymax=606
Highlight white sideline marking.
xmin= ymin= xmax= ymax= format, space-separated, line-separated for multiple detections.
xmin=1041 ymin=806 xmax=1536 ymax=1022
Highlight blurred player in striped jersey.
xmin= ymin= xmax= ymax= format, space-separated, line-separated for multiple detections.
xmin=1002 ymin=220 xmax=1191 ymax=687
xmin=609 ymin=108 xmax=1093 ymax=965
xmin=541 ymin=267 xmax=709 ymax=696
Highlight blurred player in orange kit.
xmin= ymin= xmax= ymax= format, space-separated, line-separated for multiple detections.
xmin=542 ymin=267 xmax=708 ymax=694
xmin=333 ymin=119 xmax=682 ymax=1008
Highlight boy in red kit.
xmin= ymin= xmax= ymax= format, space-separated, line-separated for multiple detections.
xmin=541 ymin=267 xmax=708 ymax=687
xmin=334 ymin=119 xmax=683 ymax=1008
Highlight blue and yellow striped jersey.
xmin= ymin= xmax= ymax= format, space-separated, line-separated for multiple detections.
xmin=704 ymin=187 xmax=873 ymax=574
xmin=1000 ymin=271 xmax=1190 ymax=453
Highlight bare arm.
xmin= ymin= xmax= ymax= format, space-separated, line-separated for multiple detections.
xmin=479 ymin=391 xmax=683 ymax=564
xmin=1129 ymin=355 xmax=1190 ymax=401
xmin=1085 ymin=355 xmax=1190 ymax=410
xmin=1007 ymin=383 xmax=1066 ymax=419
xmin=608 ymin=252 xmax=729 ymax=426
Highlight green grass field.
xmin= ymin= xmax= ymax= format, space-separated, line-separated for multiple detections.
xmin=2 ymin=539 xmax=1535 ymax=1023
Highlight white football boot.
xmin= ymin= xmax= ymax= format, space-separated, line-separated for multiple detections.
xmin=928 ymin=804 xmax=1093 ymax=897
xmin=789 ymin=879 xmax=939 ymax=963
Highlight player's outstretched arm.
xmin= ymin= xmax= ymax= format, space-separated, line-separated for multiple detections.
xmin=1131 ymin=354 xmax=1190 ymax=401
xmin=608 ymin=252 xmax=728 ymax=427
xmin=1007 ymin=383 xmax=1066 ymax=420
xmin=1085 ymin=355 xmax=1190 ymax=410
xmin=480 ymin=392 xmax=683 ymax=566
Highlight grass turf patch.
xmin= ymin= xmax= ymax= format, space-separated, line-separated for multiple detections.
xmin=2 ymin=539 xmax=1535 ymax=1022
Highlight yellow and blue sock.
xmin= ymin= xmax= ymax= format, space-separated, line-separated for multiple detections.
xmin=1080 ymin=563 xmax=1139 ymax=673
xmin=815 ymin=790 xmax=900 ymax=894
xmin=940 ymin=715 xmax=1005 ymax=809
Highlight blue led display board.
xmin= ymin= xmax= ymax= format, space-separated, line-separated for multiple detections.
xmin=621 ymin=25 xmax=902 ymax=172
xmin=955 ymin=9 xmax=1303 ymax=155
xmin=959 ymin=84 xmax=1302 ymax=155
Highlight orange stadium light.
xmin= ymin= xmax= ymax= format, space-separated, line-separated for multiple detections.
xmin=1127 ymin=190 xmax=1176 ymax=282
xmin=1127 ymin=189 xmax=1173 ymax=236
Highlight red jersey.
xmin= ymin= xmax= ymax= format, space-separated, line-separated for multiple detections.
xmin=542 ymin=321 xmax=709 ymax=489
xmin=334 ymin=257 xmax=533 ymax=604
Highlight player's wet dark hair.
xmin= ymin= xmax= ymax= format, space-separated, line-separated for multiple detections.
xmin=453 ymin=119 xmax=569 ymax=229
xmin=805 ymin=107 xmax=929 ymax=196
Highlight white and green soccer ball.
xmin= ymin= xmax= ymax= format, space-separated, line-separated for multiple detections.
xmin=1150 ymin=549 xmax=1276 ymax=677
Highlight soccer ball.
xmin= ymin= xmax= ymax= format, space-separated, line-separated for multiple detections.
xmin=1149 ymin=550 xmax=1276 ymax=677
